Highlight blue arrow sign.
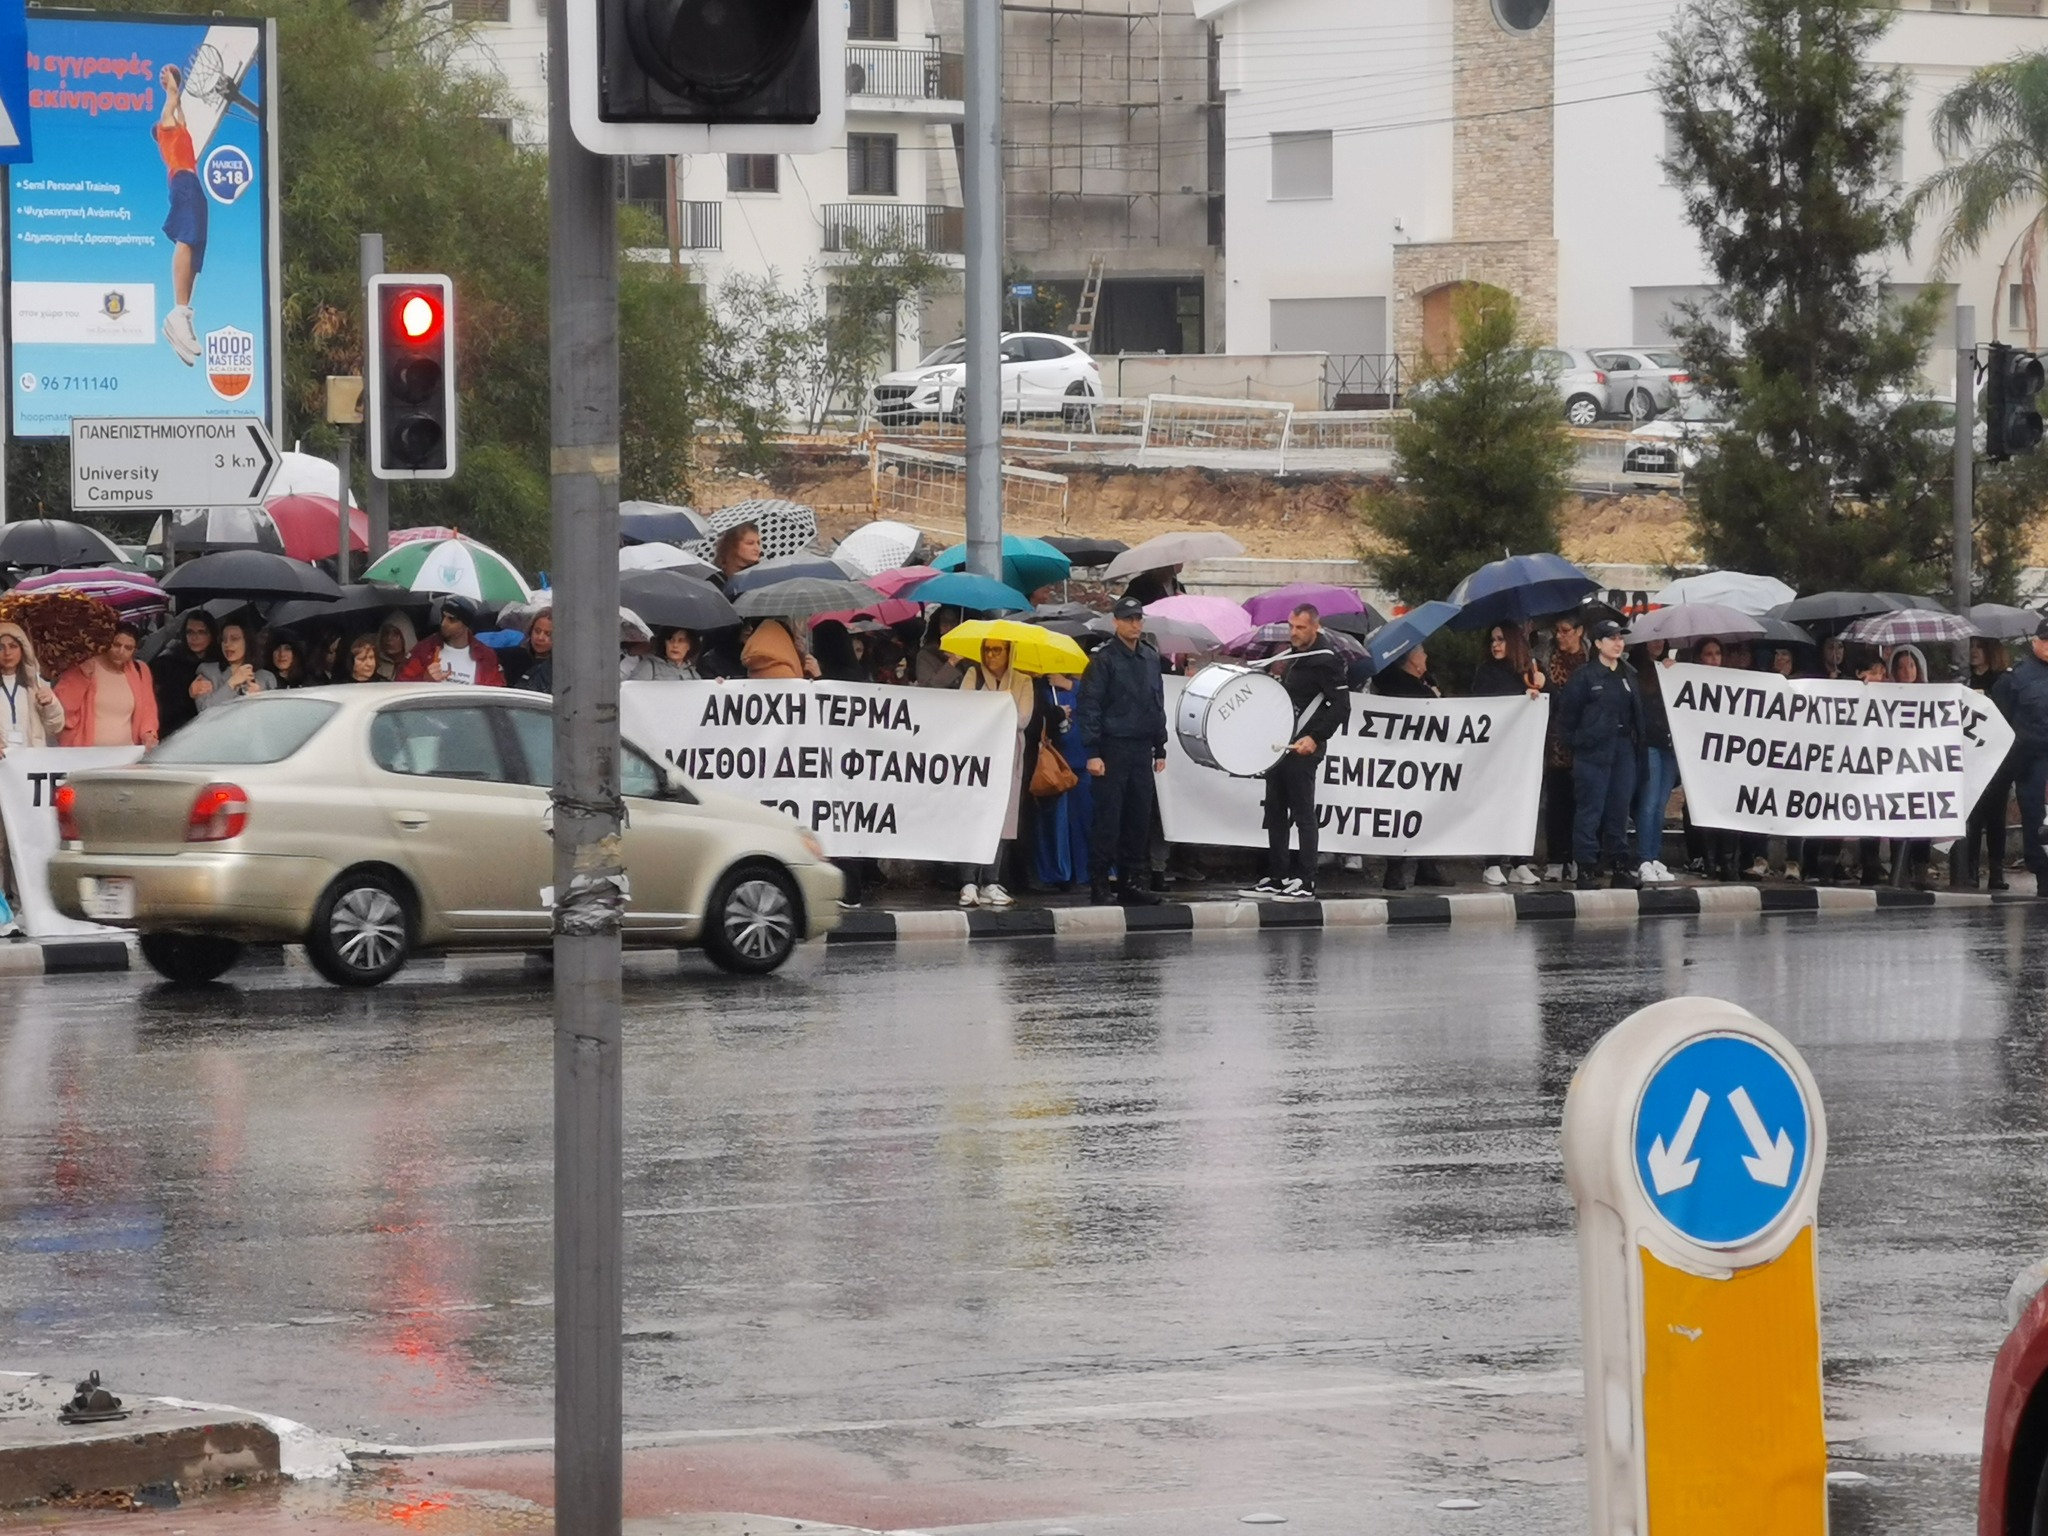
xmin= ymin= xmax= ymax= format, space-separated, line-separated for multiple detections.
xmin=1632 ymin=1034 xmax=1811 ymax=1247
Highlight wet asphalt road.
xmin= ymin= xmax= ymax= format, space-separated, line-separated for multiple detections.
xmin=2 ymin=910 xmax=2046 ymax=1534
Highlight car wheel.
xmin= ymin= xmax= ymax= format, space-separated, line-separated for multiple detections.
xmin=1565 ymin=395 xmax=1601 ymax=427
xmin=306 ymin=869 xmax=413 ymax=988
xmin=138 ymin=932 xmax=245 ymax=985
xmin=1062 ymin=381 xmax=1097 ymax=429
xmin=1628 ymin=389 xmax=1659 ymax=424
xmin=702 ymin=864 xmax=801 ymax=975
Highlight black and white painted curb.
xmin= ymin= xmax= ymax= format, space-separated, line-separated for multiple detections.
xmin=0 ymin=936 xmax=131 ymax=975
xmin=827 ymin=884 xmax=2014 ymax=945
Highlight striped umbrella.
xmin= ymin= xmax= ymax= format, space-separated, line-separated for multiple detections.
xmin=362 ymin=535 xmax=533 ymax=605
xmin=13 ymin=566 xmax=168 ymax=620
xmin=1842 ymin=609 xmax=1975 ymax=647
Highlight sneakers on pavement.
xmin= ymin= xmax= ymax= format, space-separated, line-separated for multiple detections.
xmin=981 ymin=883 xmax=1013 ymax=907
xmin=1542 ymin=863 xmax=1563 ymax=881
xmin=958 ymin=883 xmax=978 ymax=907
xmin=1639 ymin=861 xmax=1661 ymax=885
xmin=1277 ymin=878 xmax=1316 ymax=902
xmin=1240 ymin=878 xmax=1283 ymax=899
xmin=1508 ymin=864 xmax=1540 ymax=885
xmin=1652 ymin=860 xmax=1673 ymax=883
xmin=1482 ymin=865 xmax=1507 ymax=887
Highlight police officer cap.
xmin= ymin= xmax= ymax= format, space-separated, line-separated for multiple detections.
xmin=1590 ymin=618 xmax=1625 ymax=640
xmin=1112 ymin=595 xmax=1146 ymax=620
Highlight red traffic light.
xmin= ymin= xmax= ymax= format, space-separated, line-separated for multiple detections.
xmin=396 ymin=291 xmax=441 ymax=342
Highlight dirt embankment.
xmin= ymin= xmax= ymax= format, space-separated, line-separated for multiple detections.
xmin=695 ymin=449 xmax=1697 ymax=569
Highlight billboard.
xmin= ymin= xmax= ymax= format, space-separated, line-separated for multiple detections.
xmin=8 ymin=13 xmax=280 ymax=438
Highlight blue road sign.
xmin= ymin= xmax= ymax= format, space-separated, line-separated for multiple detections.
xmin=0 ymin=0 xmax=30 ymax=165
xmin=1010 ymin=283 xmax=1035 ymax=299
xmin=1632 ymin=1033 xmax=1811 ymax=1247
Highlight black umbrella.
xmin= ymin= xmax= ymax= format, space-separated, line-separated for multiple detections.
xmin=620 ymin=501 xmax=710 ymax=547
xmin=0 ymin=518 xmax=128 ymax=571
xmin=617 ymin=569 xmax=741 ymax=631
xmin=163 ymin=549 xmax=342 ymax=603
xmin=1771 ymin=592 xmax=1901 ymax=624
xmin=139 ymin=598 xmax=259 ymax=663
xmin=1322 ymin=607 xmax=1390 ymax=638
xmin=268 ymin=582 xmax=433 ymax=633
xmin=1044 ymin=536 xmax=1129 ymax=567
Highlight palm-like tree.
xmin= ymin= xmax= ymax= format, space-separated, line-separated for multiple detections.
xmin=1906 ymin=52 xmax=2048 ymax=346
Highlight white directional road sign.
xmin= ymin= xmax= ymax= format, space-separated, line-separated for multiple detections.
xmin=70 ymin=417 xmax=280 ymax=511
xmin=1631 ymin=1031 xmax=1812 ymax=1248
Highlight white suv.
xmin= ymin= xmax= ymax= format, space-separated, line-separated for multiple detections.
xmin=867 ymin=332 xmax=1102 ymax=425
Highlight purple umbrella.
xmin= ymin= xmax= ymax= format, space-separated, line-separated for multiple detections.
xmin=1242 ymin=583 xmax=1368 ymax=626
xmin=13 ymin=566 xmax=168 ymax=619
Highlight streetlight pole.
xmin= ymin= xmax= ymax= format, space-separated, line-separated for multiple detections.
xmin=962 ymin=0 xmax=1003 ymax=582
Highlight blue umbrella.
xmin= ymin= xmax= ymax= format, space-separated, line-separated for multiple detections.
xmin=1363 ymin=600 xmax=1462 ymax=676
xmin=1445 ymin=553 xmax=1598 ymax=630
xmin=931 ymin=535 xmax=1072 ymax=596
xmin=913 ymin=570 xmax=1034 ymax=613
xmin=619 ymin=501 xmax=709 ymax=547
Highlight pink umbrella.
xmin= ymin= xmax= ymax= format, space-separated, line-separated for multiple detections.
xmin=265 ymin=494 xmax=369 ymax=561
xmin=812 ymin=598 xmax=922 ymax=628
xmin=1146 ymin=593 xmax=1254 ymax=648
xmin=1242 ymin=582 xmax=1368 ymax=626
xmin=867 ymin=566 xmax=941 ymax=599
xmin=13 ymin=567 xmax=168 ymax=619
xmin=388 ymin=525 xmax=459 ymax=548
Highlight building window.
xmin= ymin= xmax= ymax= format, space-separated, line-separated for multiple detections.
xmin=849 ymin=0 xmax=898 ymax=41
xmin=452 ymin=0 xmax=511 ymax=21
xmin=728 ymin=154 xmax=779 ymax=193
xmin=480 ymin=115 xmax=513 ymax=143
xmin=1491 ymin=0 xmax=1550 ymax=31
xmin=1270 ymin=130 xmax=1332 ymax=201
xmin=1990 ymin=0 xmax=2042 ymax=14
xmin=848 ymin=133 xmax=899 ymax=197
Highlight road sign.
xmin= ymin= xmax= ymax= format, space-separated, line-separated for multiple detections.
xmin=70 ymin=416 xmax=279 ymax=511
xmin=0 ymin=0 xmax=31 ymax=164
xmin=1633 ymin=1033 xmax=1811 ymax=1247
xmin=1010 ymin=283 xmax=1035 ymax=300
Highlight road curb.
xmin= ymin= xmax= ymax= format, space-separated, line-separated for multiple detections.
xmin=826 ymin=884 xmax=2009 ymax=946
xmin=0 ymin=937 xmax=132 ymax=976
xmin=0 ymin=1374 xmax=280 ymax=1509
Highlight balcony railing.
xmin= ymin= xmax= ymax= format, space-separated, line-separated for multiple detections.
xmin=845 ymin=45 xmax=965 ymax=102
xmin=620 ymin=198 xmax=722 ymax=251
xmin=822 ymin=203 xmax=964 ymax=256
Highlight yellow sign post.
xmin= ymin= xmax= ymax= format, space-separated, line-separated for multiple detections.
xmin=1563 ymin=997 xmax=1828 ymax=1535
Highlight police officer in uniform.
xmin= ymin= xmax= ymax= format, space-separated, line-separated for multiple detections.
xmin=1554 ymin=618 xmax=1646 ymax=890
xmin=1077 ymin=595 xmax=1168 ymax=906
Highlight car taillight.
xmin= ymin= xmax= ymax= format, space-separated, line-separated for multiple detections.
xmin=1594 ymin=371 xmax=1608 ymax=383
xmin=1671 ymin=372 xmax=1691 ymax=384
xmin=54 ymin=784 xmax=77 ymax=841
xmin=186 ymin=783 xmax=249 ymax=842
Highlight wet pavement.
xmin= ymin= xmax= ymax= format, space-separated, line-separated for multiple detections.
xmin=2 ymin=909 xmax=2045 ymax=1532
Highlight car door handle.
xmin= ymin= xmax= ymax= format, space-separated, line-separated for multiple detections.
xmin=396 ymin=812 xmax=431 ymax=830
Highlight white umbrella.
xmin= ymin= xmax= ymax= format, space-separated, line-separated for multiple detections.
xmin=1102 ymin=530 xmax=1246 ymax=581
xmin=1651 ymin=571 xmax=1796 ymax=615
xmin=1629 ymin=603 xmax=1766 ymax=644
xmin=268 ymin=449 xmax=360 ymax=508
xmin=620 ymin=542 xmax=716 ymax=575
xmin=697 ymin=499 xmax=819 ymax=562
xmin=834 ymin=520 xmax=922 ymax=577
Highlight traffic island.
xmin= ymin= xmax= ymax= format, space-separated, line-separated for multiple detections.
xmin=0 ymin=1373 xmax=280 ymax=1510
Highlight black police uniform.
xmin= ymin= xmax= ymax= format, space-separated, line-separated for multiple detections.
xmin=1076 ymin=631 xmax=1168 ymax=898
xmin=1995 ymin=647 xmax=2048 ymax=883
xmin=1554 ymin=653 xmax=1646 ymax=879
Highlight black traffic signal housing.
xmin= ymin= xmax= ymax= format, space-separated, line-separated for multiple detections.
xmin=565 ymin=0 xmax=842 ymax=155
xmin=1986 ymin=340 xmax=2045 ymax=462
xmin=367 ymin=274 xmax=457 ymax=482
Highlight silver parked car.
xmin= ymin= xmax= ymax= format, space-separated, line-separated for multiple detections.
xmin=1534 ymin=347 xmax=1618 ymax=427
xmin=1590 ymin=348 xmax=1696 ymax=423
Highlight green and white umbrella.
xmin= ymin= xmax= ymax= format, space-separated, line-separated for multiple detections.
xmin=362 ymin=535 xmax=533 ymax=606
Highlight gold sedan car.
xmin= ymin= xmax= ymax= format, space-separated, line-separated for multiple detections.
xmin=49 ymin=685 xmax=843 ymax=986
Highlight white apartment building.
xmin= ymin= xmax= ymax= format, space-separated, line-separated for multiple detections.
xmin=1198 ymin=0 xmax=2048 ymax=402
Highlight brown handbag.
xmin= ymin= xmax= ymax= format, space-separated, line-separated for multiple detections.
xmin=1031 ymin=727 xmax=1079 ymax=797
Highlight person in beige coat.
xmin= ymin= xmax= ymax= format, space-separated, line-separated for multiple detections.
xmin=0 ymin=621 xmax=65 ymax=752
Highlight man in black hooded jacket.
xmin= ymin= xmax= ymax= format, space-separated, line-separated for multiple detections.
xmin=1241 ymin=604 xmax=1350 ymax=901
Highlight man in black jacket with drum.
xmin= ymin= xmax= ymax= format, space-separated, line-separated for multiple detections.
xmin=1078 ymin=595 xmax=1168 ymax=907
xmin=1242 ymin=604 xmax=1351 ymax=901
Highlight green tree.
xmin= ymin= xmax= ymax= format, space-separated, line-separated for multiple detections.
xmin=1357 ymin=288 xmax=1573 ymax=607
xmin=1659 ymin=0 xmax=1954 ymax=594
xmin=1907 ymin=52 xmax=2048 ymax=305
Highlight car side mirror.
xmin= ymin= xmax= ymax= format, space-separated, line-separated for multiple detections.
xmin=664 ymin=768 xmax=698 ymax=805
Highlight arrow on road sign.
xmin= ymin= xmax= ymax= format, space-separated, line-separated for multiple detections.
xmin=1647 ymin=1088 xmax=1710 ymax=1196
xmin=1728 ymin=1086 xmax=1795 ymax=1187
xmin=241 ymin=421 xmax=277 ymax=500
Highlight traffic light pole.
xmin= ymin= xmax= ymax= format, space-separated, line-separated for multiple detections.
xmin=360 ymin=233 xmax=390 ymax=562
xmin=962 ymin=0 xmax=1003 ymax=583
xmin=548 ymin=0 xmax=625 ymax=1525
xmin=1954 ymin=304 xmax=1974 ymax=618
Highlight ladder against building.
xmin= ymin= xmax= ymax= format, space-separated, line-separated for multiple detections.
xmin=1071 ymin=255 xmax=1106 ymax=347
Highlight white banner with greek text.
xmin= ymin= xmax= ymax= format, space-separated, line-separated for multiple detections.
xmin=621 ymin=680 xmax=1020 ymax=863
xmin=1662 ymin=663 xmax=2013 ymax=838
xmin=1157 ymin=681 xmax=1549 ymax=856
xmin=0 ymin=746 xmax=145 ymax=936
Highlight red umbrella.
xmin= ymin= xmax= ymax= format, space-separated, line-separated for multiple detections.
xmin=867 ymin=566 xmax=941 ymax=599
xmin=265 ymin=495 xmax=369 ymax=561
xmin=811 ymin=598 xmax=922 ymax=628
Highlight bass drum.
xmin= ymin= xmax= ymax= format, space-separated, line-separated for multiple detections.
xmin=1177 ymin=663 xmax=1297 ymax=777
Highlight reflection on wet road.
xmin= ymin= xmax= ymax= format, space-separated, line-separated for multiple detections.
xmin=3 ymin=909 xmax=2044 ymax=1533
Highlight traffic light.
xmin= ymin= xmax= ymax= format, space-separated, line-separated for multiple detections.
xmin=565 ymin=0 xmax=843 ymax=155
xmin=1986 ymin=340 xmax=2045 ymax=462
xmin=366 ymin=274 xmax=456 ymax=481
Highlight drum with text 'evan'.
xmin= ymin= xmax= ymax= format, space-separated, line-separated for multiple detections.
xmin=1176 ymin=663 xmax=1295 ymax=777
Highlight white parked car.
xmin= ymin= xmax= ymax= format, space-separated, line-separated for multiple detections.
xmin=1590 ymin=348 xmax=1696 ymax=422
xmin=1534 ymin=347 xmax=1619 ymax=427
xmin=866 ymin=332 xmax=1102 ymax=426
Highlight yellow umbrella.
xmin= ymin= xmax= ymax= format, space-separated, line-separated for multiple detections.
xmin=942 ymin=618 xmax=1090 ymax=675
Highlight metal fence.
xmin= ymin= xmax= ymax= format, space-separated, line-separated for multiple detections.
xmin=822 ymin=203 xmax=966 ymax=256
xmin=871 ymin=442 xmax=1072 ymax=531
xmin=618 ymin=198 xmax=721 ymax=251
xmin=1323 ymin=354 xmax=1409 ymax=410
xmin=845 ymin=45 xmax=965 ymax=101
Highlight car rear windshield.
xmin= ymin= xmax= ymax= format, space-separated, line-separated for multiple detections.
xmin=1647 ymin=351 xmax=1687 ymax=369
xmin=146 ymin=697 xmax=338 ymax=765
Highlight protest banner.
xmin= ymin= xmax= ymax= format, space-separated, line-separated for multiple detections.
xmin=621 ymin=680 xmax=1020 ymax=863
xmin=0 ymin=746 xmax=145 ymax=936
xmin=1662 ymin=663 xmax=2013 ymax=839
xmin=1158 ymin=681 xmax=1548 ymax=856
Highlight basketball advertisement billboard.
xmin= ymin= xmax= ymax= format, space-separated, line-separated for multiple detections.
xmin=8 ymin=13 xmax=280 ymax=437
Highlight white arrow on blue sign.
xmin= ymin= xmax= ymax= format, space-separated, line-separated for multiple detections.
xmin=1632 ymin=1033 xmax=1811 ymax=1247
